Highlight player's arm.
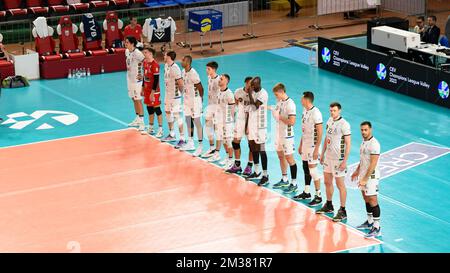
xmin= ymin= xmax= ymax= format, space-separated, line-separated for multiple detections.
xmin=194 ymin=82 xmax=204 ymax=98
xmin=176 ymin=77 xmax=184 ymax=93
xmin=339 ymin=134 xmax=351 ymax=171
xmin=279 ymin=115 xmax=296 ymax=126
xmin=320 ymin=135 xmax=327 ymax=164
xmin=248 ymin=89 xmax=261 ymax=109
xmin=313 ymin=123 xmax=323 ymax=160
xmin=298 ymin=138 xmax=303 ymax=155
xmin=361 ymin=154 xmax=380 ymax=183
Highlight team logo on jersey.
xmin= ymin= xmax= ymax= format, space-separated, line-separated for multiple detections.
xmin=438 ymin=81 xmax=449 ymax=99
xmin=1 ymin=110 xmax=79 ymax=130
xmin=321 ymin=47 xmax=331 ymax=63
xmin=200 ymin=18 xmax=212 ymax=32
xmin=376 ymin=63 xmax=387 ymax=80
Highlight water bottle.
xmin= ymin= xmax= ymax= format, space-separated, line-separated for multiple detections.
xmin=76 ymin=68 xmax=81 ymax=79
xmin=87 ymin=68 xmax=91 ymax=77
xmin=82 ymin=68 xmax=86 ymax=77
xmin=101 ymin=65 xmax=105 ymax=74
xmin=68 ymin=69 xmax=72 ymax=79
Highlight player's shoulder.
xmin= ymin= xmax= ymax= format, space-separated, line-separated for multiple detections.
xmin=370 ymin=136 xmax=381 ymax=146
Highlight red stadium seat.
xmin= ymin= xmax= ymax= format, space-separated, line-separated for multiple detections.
xmin=110 ymin=0 xmax=129 ymax=6
xmin=0 ymin=11 xmax=6 ymax=19
xmin=47 ymin=0 xmax=70 ymax=13
xmin=31 ymin=17 xmax=62 ymax=61
xmin=89 ymin=0 xmax=109 ymax=9
xmin=4 ymin=0 xmax=28 ymax=16
xmin=67 ymin=0 xmax=89 ymax=11
xmin=26 ymin=0 xmax=49 ymax=15
xmin=80 ymin=13 xmax=108 ymax=56
xmin=103 ymin=11 xmax=124 ymax=50
xmin=131 ymin=0 xmax=145 ymax=4
xmin=56 ymin=15 xmax=84 ymax=58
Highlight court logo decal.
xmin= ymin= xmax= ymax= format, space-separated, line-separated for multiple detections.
xmin=345 ymin=142 xmax=450 ymax=188
xmin=1 ymin=110 xmax=79 ymax=130
xmin=438 ymin=81 xmax=449 ymax=99
xmin=376 ymin=63 xmax=386 ymax=80
xmin=321 ymin=47 xmax=331 ymax=63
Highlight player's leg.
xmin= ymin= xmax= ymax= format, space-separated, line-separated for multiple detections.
xmin=294 ymin=160 xmax=312 ymax=200
xmin=283 ymin=153 xmax=298 ymax=194
xmin=208 ymin=122 xmax=222 ymax=162
xmin=364 ymin=178 xmax=381 ymax=238
xmin=242 ymin=141 xmax=254 ymax=177
xmin=192 ymin=116 xmax=204 ymax=156
xmin=127 ymin=85 xmax=142 ymax=127
xmin=272 ymin=149 xmax=289 ymax=188
xmin=259 ymin=143 xmax=269 ymax=183
xmin=246 ymin=140 xmax=261 ymax=180
xmin=316 ymin=168 xmax=334 ymax=214
xmin=145 ymin=106 xmax=155 ymax=135
xmin=332 ymin=175 xmax=347 ymax=222
xmin=154 ymin=106 xmax=164 ymax=138
xmin=202 ymin=106 xmax=216 ymax=157
xmin=181 ymin=114 xmax=195 ymax=151
xmin=162 ymin=100 xmax=176 ymax=142
xmin=357 ymin=191 xmax=373 ymax=230
xmin=307 ymin=163 xmax=323 ymax=206
xmin=133 ymin=99 xmax=145 ymax=131
xmin=226 ymin=138 xmax=242 ymax=173
xmin=173 ymin=109 xmax=186 ymax=149
xmin=223 ymin=137 xmax=234 ymax=169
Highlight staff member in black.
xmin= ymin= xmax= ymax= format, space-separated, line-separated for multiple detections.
xmin=422 ymin=15 xmax=441 ymax=45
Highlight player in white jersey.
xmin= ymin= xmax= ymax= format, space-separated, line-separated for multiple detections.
xmin=161 ymin=51 xmax=185 ymax=147
xmin=245 ymin=77 xmax=269 ymax=186
xmin=201 ymin=61 xmax=221 ymax=159
xmin=351 ymin=121 xmax=382 ymax=238
xmin=293 ymin=92 xmax=323 ymax=206
xmin=207 ymin=74 xmax=235 ymax=165
xmin=225 ymin=77 xmax=254 ymax=176
xmin=180 ymin=55 xmax=204 ymax=155
xmin=265 ymin=83 xmax=298 ymax=193
xmin=317 ymin=102 xmax=351 ymax=223
xmin=124 ymin=36 xmax=145 ymax=132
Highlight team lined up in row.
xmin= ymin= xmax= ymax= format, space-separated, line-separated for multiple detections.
xmin=123 ymin=36 xmax=382 ymax=238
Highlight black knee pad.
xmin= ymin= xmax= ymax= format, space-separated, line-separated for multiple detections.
xmin=232 ymin=142 xmax=241 ymax=150
xmin=147 ymin=106 xmax=155 ymax=115
xmin=154 ymin=107 xmax=162 ymax=116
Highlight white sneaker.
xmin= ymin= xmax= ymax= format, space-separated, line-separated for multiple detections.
xmin=224 ymin=159 xmax=234 ymax=169
xmin=147 ymin=126 xmax=155 ymax=135
xmin=181 ymin=140 xmax=195 ymax=151
xmin=219 ymin=158 xmax=228 ymax=166
xmin=207 ymin=152 xmax=221 ymax=162
xmin=192 ymin=145 xmax=203 ymax=157
xmin=201 ymin=148 xmax=215 ymax=158
xmin=138 ymin=123 xmax=145 ymax=132
xmin=128 ymin=118 xmax=139 ymax=127
xmin=140 ymin=126 xmax=149 ymax=135
xmin=155 ymin=127 xmax=163 ymax=138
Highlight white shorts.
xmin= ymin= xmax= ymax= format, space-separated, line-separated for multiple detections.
xmin=184 ymin=97 xmax=202 ymax=119
xmin=128 ymin=82 xmax=142 ymax=100
xmin=360 ymin=177 xmax=379 ymax=196
xmin=205 ymin=104 xmax=217 ymax=122
xmin=301 ymin=144 xmax=320 ymax=165
xmin=216 ymin=122 xmax=233 ymax=141
xmin=164 ymin=97 xmax=182 ymax=113
xmin=233 ymin=115 xmax=247 ymax=139
xmin=247 ymin=123 xmax=267 ymax=144
xmin=323 ymin=157 xmax=347 ymax=178
xmin=275 ymin=137 xmax=295 ymax=155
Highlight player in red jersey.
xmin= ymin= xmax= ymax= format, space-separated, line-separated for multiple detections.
xmin=140 ymin=46 xmax=163 ymax=137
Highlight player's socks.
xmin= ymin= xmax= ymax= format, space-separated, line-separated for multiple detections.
xmin=304 ymin=185 xmax=311 ymax=194
xmin=316 ymin=190 xmax=321 ymax=197
xmin=263 ymin=170 xmax=268 ymax=177
xmin=282 ymin=174 xmax=288 ymax=182
xmin=235 ymin=160 xmax=241 ymax=167
xmin=366 ymin=203 xmax=374 ymax=224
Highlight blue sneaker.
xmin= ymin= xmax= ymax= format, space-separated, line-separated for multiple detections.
xmin=283 ymin=184 xmax=298 ymax=194
xmin=273 ymin=180 xmax=290 ymax=189
xmin=365 ymin=227 xmax=381 ymax=238
xmin=174 ymin=140 xmax=186 ymax=149
xmin=357 ymin=220 xmax=373 ymax=230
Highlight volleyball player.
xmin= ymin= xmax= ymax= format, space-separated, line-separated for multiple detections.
xmin=316 ymin=102 xmax=351 ymax=223
xmin=226 ymin=77 xmax=254 ymax=176
xmin=246 ymin=77 xmax=269 ymax=185
xmin=141 ymin=46 xmax=163 ymax=137
xmin=161 ymin=51 xmax=185 ymax=148
xmin=201 ymin=61 xmax=221 ymax=159
xmin=180 ymin=55 xmax=204 ymax=155
xmin=351 ymin=121 xmax=382 ymax=238
xmin=264 ymin=83 xmax=297 ymax=193
xmin=293 ymin=92 xmax=323 ymax=206
xmin=125 ymin=36 xmax=145 ymax=132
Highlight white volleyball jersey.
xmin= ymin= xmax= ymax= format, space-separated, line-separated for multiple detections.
xmin=164 ymin=62 xmax=182 ymax=99
xmin=234 ymin=87 xmax=250 ymax=119
xmin=207 ymin=75 xmax=220 ymax=105
xmin=182 ymin=67 xmax=201 ymax=105
xmin=325 ymin=117 xmax=351 ymax=160
xmin=125 ymin=48 xmax=145 ymax=84
xmin=217 ymin=88 xmax=235 ymax=124
xmin=301 ymin=106 xmax=323 ymax=146
xmin=359 ymin=136 xmax=381 ymax=179
xmin=275 ymin=97 xmax=296 ymax=139
xmin=248 ymin=88 xmax=268 ymax=130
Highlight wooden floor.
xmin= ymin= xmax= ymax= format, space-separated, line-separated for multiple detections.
xmin=3 ymin=4 xmax=450 ymax=60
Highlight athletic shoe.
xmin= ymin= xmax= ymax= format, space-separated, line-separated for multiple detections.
xmin=138 ymin=123 xmax=145 ymax=133
xmin=257 ymin=175 xmax=269 ymax=187
xmin=175 ymin=140 xmax=186 ymax=149
xmin=128 ymin=118 xmax=139 ymax=127
xmin=155 ymin=128 xmax=164 ymax=138
xmin=316 ymin=203 xmax=334 ymax=214
xmin=219 ymin=158 xmax=229 ymax=166
xmin=365 ymin=227 xmax=381 ymax=238
xmin=207 ymin=152 xmax=221 ymax=162
xmin=357 ymin=220 xmax=373 ymax=230
xmin=332 ymin=208 xmax=347 ymax=222
xmin=224 ymin=159 xmax=234 ymax=170
xmin=246 ymin=172 xmax=262 ymax=180
xmin=161 ymin=134 xmax=176 ymax=142
xmin=242 ymin=165 xmax=252 ymax=177
xmin=308 ymin=195 xmax=323 ymax=207
xmin=273 ymin=180 xmax=290 ymax=189
xmin=192 ymin=145 xmax=203 ymax=157
xmin=180 ymin=140 xmax=195 ymax=151
xmin=226 ymin=165 xmax=242 ymax=174
xmin=140 ymin=126 xmax=148 ymax=135
xmin=283 ymin=184 xmax=298 ymax=194
xmin=147 ymin=126 xmax=155 ymax=135
xmin=293 ymin=191 xmax=311 ymax=200
xmin=201 ymin=148 xmax=215 ymax=158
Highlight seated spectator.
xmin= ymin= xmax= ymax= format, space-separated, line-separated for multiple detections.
xmin=413 ymin=16 xmax=426 ymax=37
xmin=0 ymin=42 xmax=11 ymax=62
xmin=124 ymin=16 xmax=142 ymax=42
xmin=422 ymin=15 xmax=441 ymax=45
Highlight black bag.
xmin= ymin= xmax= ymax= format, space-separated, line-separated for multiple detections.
xmin=2 ymin=75 xmax=30 ymax=88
